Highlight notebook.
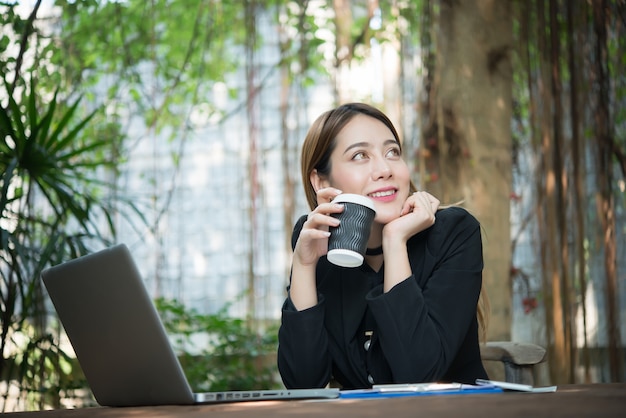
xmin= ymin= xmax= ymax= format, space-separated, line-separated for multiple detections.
xmin=41 ymin=244 xmax=339 ymax=407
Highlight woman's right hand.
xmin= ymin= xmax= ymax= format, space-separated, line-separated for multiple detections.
xmin=293 ymin=188 xmax=344 ymax=267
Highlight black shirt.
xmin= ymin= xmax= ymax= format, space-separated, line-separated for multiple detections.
xmin=277 ymin=206 xmax=489 ymax=389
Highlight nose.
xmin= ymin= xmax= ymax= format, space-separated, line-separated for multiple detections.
xmin=371 ymin=159 xmax=392 ymax=180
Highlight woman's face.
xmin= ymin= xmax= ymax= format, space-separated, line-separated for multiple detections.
xmin=313 ymin=114 xmax=411 ymax=225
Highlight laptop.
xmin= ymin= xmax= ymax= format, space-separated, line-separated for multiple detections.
xmin=41 ymin=244 xmax=339 ymax=407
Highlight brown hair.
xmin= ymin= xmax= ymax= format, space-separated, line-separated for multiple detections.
xmin=300 ymin=102 xmax=416 ymax=210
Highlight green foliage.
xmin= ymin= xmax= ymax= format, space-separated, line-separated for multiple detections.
xmin=0 ymin=71 xmax=140 ymax=410
xmin=8 ymin=325 xmax=88 ymax=410
xmin=155 ymin=298 xmax=280 ymax=392
xmin=0 ymin=3 xmax=149 ymax=405
xmin=51 ymin=0 xmax=245 ymax=135
xmin=271 ymin=0 xmax=330 ymax=86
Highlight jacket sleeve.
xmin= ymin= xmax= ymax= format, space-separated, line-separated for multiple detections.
xmin=366 ymin=207 xmax=484 ymax=383
xmin=277 ymin=296 xmax=332 ymax=388
xmin=276 ymin=215 xmax=332 ymax=389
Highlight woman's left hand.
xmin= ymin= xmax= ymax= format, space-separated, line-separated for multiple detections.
xmin=379 ymin=191 xmax=440 ymax=292
xmin=383 ymin=191 xmax=440 ymax=243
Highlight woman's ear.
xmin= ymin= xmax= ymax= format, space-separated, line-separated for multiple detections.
xmin=310 ymin=169 xmax=330 ymax=193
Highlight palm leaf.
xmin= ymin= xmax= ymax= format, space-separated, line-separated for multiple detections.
xmin=55 ymin=138 xmax=113 ymax=164
xmin=3 ymin=84 xmax=26 ymax=152
xmin=0 ymin=158 xmax=18 ymax=218
xmin=36 ymin=89 xmax=59 ymax=150
xmin=46 ymin=97 xmax=89 ymax=154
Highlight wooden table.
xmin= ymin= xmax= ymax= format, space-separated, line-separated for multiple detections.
xmin=4 ymin=384 xmax=626 ymax=418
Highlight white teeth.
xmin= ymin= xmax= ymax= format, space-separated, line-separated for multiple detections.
xmin=369 ymin=190 xmax=395 ymax=198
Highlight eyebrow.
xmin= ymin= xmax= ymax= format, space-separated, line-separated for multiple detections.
xmin=342 ymin=139 xmax=398 ymax=155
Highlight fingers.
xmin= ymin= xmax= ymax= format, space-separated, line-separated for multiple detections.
xmin=307 ymin=187 xmax=344 ymax=225
xmin=386 ymin=191 xmax=440 ymax=243
xmin=295 ymin=189 xmax=345 ymax=265
xmin=416 ymin=191 xmax=439 ymax=215
xmin=415 ymin=192 xmax=433 ymax=218
xmin=305 ymin=211 xmax=341 ymax=230
xmin=401 ymin=191 xmax=440 ymax=216
xmin=316 ymin=187 xmax=343 ymax=205
xmin=424 ymin=191 xmax=441 ymax=212
xmin=302 ymin=188 xmax=345 ymax=235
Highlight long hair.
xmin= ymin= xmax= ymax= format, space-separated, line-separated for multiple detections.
xmin=299 ymin=102 xmax=489 ymax=340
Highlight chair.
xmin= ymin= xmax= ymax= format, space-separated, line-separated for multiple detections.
xmin=480 ymin=341 xmax=547 ymax=385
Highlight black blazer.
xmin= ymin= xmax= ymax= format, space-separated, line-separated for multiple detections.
xmin=277 ymin=206 xmax=488 ymax=389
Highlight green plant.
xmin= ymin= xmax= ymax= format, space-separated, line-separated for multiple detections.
xmin=8 ymin=324 xmax=89 ymax=410
xmin=155 ymin=297 xmax=280 ymax=392
xmin=0 ymin=72 xmax=142 ymax=410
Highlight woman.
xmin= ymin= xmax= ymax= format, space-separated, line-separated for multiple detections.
xmin=277 ymin=103 xmax=488 ymax=389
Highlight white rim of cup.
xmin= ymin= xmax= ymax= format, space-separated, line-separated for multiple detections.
xmin=331 ymin=194 xmax=376 ymax=212
xmin=327 ymin=249 xmax=364 ymax=268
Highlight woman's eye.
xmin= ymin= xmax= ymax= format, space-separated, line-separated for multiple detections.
xmin=352 ymin=151 xmax=367 ymax=160
xmin=386 ymin=148 xmax=401 ymax=158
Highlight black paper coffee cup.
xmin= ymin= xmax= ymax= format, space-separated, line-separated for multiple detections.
xmin=327 ymin=194 xmax=376 ymax=268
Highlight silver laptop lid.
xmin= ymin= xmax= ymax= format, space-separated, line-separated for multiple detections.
xmin=41 ymin=244 xmax=195 ymax=406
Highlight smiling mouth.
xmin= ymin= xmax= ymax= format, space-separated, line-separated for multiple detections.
xmin=369 ymin=189 xmax=396 ymax=198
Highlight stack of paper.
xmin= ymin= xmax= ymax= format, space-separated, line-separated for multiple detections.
xmin=338 ymin=380 xmax=557 ymax=399
xmin=475 ymin=379 xmax=558 ymax=393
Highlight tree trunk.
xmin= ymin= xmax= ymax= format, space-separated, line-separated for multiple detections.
xmin=245 ymin=0 xmax=259 ymax=321
xmin=535 ymin=0 xmax=569 ymax=384
xmin=278 ymin=10 xmax=295 ymax=282
xmin=333 ymin=0 xmax=353 ymax=104
xmin=566 ymin=0 xmax=591 ymax=384
xmin=592 ymin=0 xmax=623 ymax=382
xmin=549 ymin=0 xmax=573 ymax=383
xmin=433 ymin=0 xmax=513 ymax=341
